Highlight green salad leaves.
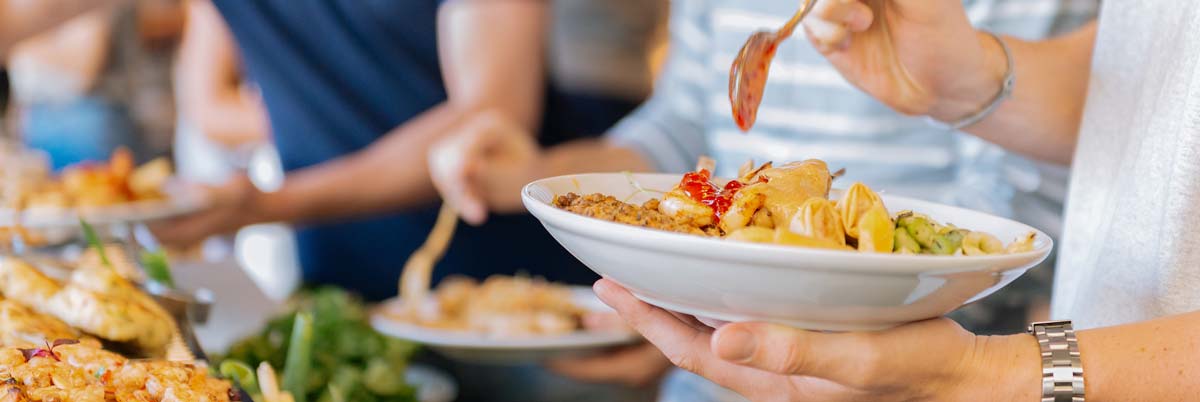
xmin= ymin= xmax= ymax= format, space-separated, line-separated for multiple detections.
xmin=219 ymin=287 xmax=419 ymax=402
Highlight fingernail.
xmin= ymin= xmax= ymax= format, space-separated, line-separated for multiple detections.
xmin=593 ymin=280 xmax=614 ymax=302
xmin=463 ymin=204 xmax=485 ymax=225
xmin=715 ymin=326 xmax=757 ymax=363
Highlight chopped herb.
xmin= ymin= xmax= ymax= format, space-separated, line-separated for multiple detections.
xmin=79 ymin=219 xmax=111 ymax=267
xmin=140 ymin=250 xmax=176 ymax=289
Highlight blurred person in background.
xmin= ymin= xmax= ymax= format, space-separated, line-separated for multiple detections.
xmin=428 ymin=0 xmax=1095 ymax=401
xmin=0 ymin=0 xmax=129 ymax=55
xmin=7 ymin=0 xmax=182 ymax=169
xmin=172 ymin=0 xmax=267 ymax=187
xmin=155 ymin=1 xmax=665 ymax=401
xmin=0 ymin=0 xmax=152 ymax=144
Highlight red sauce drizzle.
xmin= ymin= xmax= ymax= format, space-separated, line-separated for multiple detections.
xmin=677 ymin=170 xmax=746 ymax=225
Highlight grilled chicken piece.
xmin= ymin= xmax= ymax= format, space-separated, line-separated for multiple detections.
xmin=0 ymin=299 xmax=80 ymax=348
xmin=0 ymin=258 xmax=174 ymax=354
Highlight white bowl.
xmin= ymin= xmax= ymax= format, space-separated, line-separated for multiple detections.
xmin=371 ymin=287 xmax=640 ymax=364
xmin=522 ymin=173 xmax=1053 ymax=331
xmin=406 ymin=365 xmax=458 ymax=402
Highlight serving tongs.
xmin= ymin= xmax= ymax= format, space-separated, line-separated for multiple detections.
xmin=396 ymin=203 xmax=459 ymax=317
xmin=144 ymin=281 xmax=214 ymax=361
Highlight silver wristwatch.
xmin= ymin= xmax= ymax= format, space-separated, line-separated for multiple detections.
xmin=1027 ymin=320 xmax=1085 ymax=402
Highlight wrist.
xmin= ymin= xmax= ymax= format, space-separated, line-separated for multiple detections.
xmin=970 ymin=334 xmax=1042 ymax=402
xmin=231 ymin=173 xmax=281 ymax=226
xmin=927 ymin=31 xmax=1011 ymax=124
xmin=250 ymin=185 xmax=286 ymax=224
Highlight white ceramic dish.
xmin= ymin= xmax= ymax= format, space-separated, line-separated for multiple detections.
xmin=522 ymin=173 xmax=1054 ymax=331
xmin=407 ymin=364 xmax=458 ymax=402
xmin=371 ymin=287 xmax=640 ymax=364
xmin=0 ymin=187 xmax=205 ymax=229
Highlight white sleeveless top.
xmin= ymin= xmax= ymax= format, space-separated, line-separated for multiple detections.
xmin=1052 ymin=2 xmax=1200 ymax=329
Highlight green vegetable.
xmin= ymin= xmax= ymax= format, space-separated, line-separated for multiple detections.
xmin=363 ymin=358 xmax=410 ymax=396
xmin=220 ymin=287 xmax=418 ymax=402
xmin=326 ymin=384 xmax=347 ymax=402
xmin=898 ymin=215 xmax=936 ymax=249
xmin=929 ymin=229 xmax=967 ymax=255
xmin=892 ymin=226 xmax=922 ymax=254
xmin=79 ymin=219 xmax=110 ymax=267
xmin=219 ymin=360 xmax=262 ymax=400
xmin=140 ymin=250 xmax=176 ymax=288
xmin=283 ymin=312 xmax=314 ymax=402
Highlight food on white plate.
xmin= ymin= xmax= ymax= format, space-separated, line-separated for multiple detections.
xmin=3 ymin=147 xmax=174 ymax=211
xmin=0 ymin=258 xmax=174 ymax=354
xmin=387 ymin=275 xmax=588 ymax=337
xmin=0 ymin=339 xmax=234 ymax=401
xmin=553 ymin=159 xmax=1036 ymax=256
xmin=389 ymin=201 xmax=593 ymax=338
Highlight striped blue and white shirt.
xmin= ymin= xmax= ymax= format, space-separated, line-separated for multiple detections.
xmin=609 ymin=0 xmax=1099 ymax=217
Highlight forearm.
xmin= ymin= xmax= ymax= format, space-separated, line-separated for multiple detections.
xmin=194 ymin=93 xmax=268 ymax=147
xmin=933 ymin=23 xmax=1098 ymax=165
xmin=0 ymin=0 xmax=120 ymax=56
xmin=256 ymin=103 xmax=462 ymax=224
xmin=1076 ymin=311 xmax=1200 ymax=401
xmin=988 ymin=311 xmax=1200 ymax=402
xmin=175 ymin=0 xmax=267 ymax=148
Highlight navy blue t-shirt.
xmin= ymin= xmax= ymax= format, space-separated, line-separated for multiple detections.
xmin=213 ymin=0 xmax=635 ymax=301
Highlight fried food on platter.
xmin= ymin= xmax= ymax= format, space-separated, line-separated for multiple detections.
xmin=6 ymin=148 xmax=173 ymax=211
xmin=0 ymin=258 xmax=174 ymax=354
xmin=0 ymin=340 xmax=233 ymax=402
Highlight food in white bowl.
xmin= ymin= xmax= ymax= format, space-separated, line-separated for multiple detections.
xmin=552 ymin=159 xmax=1034 ymax=256
xmin=521 ymin=160 xmax=1053 ymax=331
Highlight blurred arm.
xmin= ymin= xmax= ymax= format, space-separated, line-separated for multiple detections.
xmin=953 ymin=22 xmax=1098 ymax=165
xmin=255 ymin=0 xmax=549 ymax=223
xmin=174 ymin=0 xmax=268 ymax=148
xmin=0 ymin=0 xmax=122 ymax=57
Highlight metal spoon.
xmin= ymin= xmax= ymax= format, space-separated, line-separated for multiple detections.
xmin=729 ymin=0 xmax=820 ymax=132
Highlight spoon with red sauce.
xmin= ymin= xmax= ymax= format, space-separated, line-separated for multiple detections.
xmin=729 ymin=0 xmax=820 ymax=131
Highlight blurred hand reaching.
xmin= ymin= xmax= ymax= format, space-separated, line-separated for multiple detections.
xmin=149 ymin=174 xmax=264 ymax=247
xmin=429 ymin=111 xmax=543 ymax=225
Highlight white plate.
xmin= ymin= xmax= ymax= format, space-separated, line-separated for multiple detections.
xmin=522 ymin=173 xmax=1054 ymax=331
xmin=0 ymin=186 xmax=206 ymax=229
xmin=371 ymin=287 xmax=640 ymax=364
xmin=407 ymin=364 xmax=458 ymax=402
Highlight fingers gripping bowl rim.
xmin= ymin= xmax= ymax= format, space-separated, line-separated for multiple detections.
xmin=522 ymin=173 xmax=1053 ymax=331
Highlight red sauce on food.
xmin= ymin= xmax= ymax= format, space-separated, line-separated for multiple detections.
xmin=678 ymin=170 xmax=746 ymax=225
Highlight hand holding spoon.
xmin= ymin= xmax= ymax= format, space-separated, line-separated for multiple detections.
xmin=729 ymin=0 xmax=820 ymax=131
